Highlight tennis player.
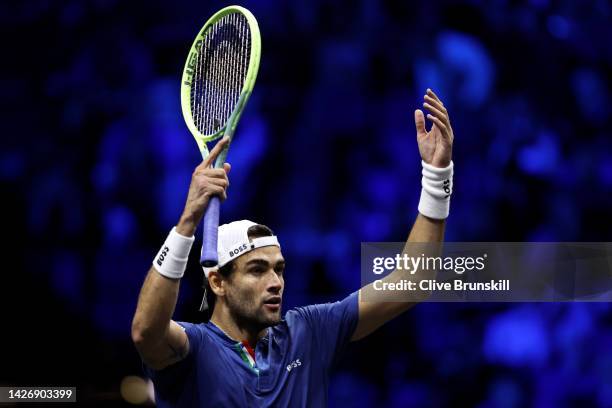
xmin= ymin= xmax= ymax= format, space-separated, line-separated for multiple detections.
xmin=132 ymin=89 xmax=454 ymax=407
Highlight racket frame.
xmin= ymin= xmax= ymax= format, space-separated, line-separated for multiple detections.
xmin=179 ymin=5 xmax=261 ymax=269
xmin=180 ymin=5 xmax=261 ymax=164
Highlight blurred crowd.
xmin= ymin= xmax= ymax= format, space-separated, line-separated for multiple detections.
xmin=2 ymin=0 xmax=611 ymax=406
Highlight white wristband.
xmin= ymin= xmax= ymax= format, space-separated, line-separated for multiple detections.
xmin=418 ymin=160 xmax=453 ymax=220
xmin=152 ymin=227 xmax=195 ymax=279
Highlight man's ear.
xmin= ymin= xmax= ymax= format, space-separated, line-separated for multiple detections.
xmin=208 ymin=269 xmax=226 ymax=297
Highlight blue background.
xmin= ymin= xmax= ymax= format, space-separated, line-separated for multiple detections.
xmin=2 ymin=0 xmax=611 ymax=406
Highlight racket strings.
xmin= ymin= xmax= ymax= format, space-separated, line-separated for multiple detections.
xmin=191 ymin=12 xmax=251 ymax=137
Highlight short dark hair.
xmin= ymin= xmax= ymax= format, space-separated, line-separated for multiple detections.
xmin=203 ymin=224 xmax=274 ymax=315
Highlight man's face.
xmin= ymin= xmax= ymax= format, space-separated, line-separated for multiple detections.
xmin=224 ymin=246 xmax=285 ymax=329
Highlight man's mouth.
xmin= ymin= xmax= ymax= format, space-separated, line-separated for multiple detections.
xmin=263 ymin=296 xmax=281 ymax=311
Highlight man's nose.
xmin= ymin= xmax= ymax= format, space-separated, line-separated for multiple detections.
xmin=267 ymin=270 xmax=282 ymax=292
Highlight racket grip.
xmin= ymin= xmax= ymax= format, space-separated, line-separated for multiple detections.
xmin=200 ymin=196 xmax=220 ymax=267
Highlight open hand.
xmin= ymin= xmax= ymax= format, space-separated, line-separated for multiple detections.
xmin=414 ymin=89 xmax=454 ymax=168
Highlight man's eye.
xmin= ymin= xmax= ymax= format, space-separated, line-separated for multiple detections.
xmin=250 ymin=267 xmax=264 ymax=274
xmin=275 ymin=266 xmax=285 ymax=275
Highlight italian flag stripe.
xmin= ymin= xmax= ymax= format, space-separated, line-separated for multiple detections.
xmin=234 ymin=342 xmax=259 ymax=374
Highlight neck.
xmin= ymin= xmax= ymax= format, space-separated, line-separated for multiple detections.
xmin=210 ymin=302 xmax=267 ymax=346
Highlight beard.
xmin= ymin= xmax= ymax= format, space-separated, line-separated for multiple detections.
xmin=225 ymin=289 xmax=282 ymax=332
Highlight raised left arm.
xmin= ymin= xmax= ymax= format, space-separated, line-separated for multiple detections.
xmin=352 ymin=89 xmax=454 ymax=341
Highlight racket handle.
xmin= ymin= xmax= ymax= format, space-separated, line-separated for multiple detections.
xmin=200 ymin=196 xmax=220 ymax=267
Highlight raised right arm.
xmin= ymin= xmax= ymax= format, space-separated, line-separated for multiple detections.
xmin=131 ymin=138 xmax=231 ymax=370
xmin=131 ymin=265 xmax=189 ymax=370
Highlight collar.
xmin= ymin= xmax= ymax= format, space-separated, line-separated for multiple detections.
xmin=208 ymin=321 xmax=275 ymax=347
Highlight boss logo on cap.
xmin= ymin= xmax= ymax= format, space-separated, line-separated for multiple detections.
xmin=229 ymin=243 xmax=248 ymax=258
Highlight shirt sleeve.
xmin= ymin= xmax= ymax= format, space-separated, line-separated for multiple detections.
xmin=142 ymin=321 xmax=203 ymax=402
xmin=293 ymin=291 xmax=359 ymax=368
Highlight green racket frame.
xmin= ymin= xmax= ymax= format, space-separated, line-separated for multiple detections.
xmin=180 ymin=5 xmax=261 ymax=159
xmin=179 ymin=5 xmax=261 ymax=272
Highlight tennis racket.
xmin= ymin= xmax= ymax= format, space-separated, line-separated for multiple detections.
xmin=180 ymin=5 xmax=261 ymax=268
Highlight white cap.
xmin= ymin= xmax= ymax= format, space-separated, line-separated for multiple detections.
xmin=202 ymin=220 xmax=280 ymax=277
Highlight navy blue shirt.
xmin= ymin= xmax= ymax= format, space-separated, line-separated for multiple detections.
xmin=145 ymin=291 xmax=359 ymax=407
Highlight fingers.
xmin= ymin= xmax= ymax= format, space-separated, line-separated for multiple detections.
xmin=196 ymin=167 xmax=227 ymax=178
xmin=199 ymin=137 xmax=230 ymax=169
xmin=206 ymin=184 xmax=227 ymax=201
xmin=184 ymin=148 xmax=231 ymax=220
xmin=424 ymin=95 xmax=448 ymax=119
xmin=423 ymin=88 xmax=449 ymax=118
xmin=426 ymin=88 xmax=443 ymax=105
xmin=195 ymin=184 xmax=227 ymax=203
xmin=423 ymin=101 xmax=450 ymax=129
xmin=196 ymin=168 xmax=229 ymax=190
xmin=426 ymin=113 xmax=447 ymax=133
xmin=414 ymin=109 xmax=426 ymax=136
xmin=195 ymin=177 xmax=228 ymax=199
xmin=423 ymin=89 xmax=453 ymax=139
xmin=206 ymin=177 xmax=229 ymax=189
xmin=192 ymin=163 xmax=230 ymax=202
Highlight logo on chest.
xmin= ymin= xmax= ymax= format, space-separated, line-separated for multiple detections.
xmin=286 ymin=359 xmax=302 ymax=372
